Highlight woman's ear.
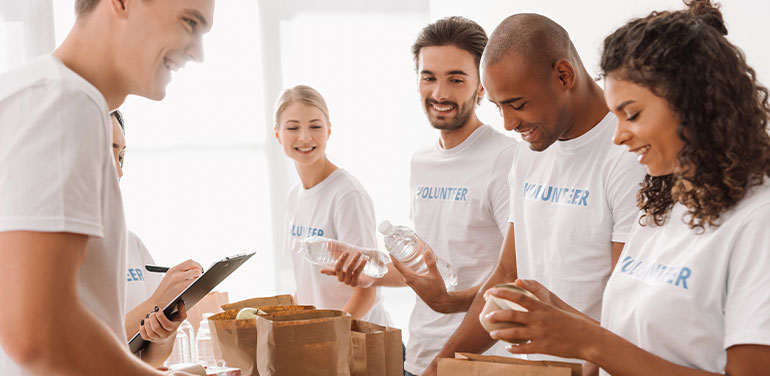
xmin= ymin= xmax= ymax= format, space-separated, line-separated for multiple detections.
xmin=274 ymin=126 xmax=282 ymax=145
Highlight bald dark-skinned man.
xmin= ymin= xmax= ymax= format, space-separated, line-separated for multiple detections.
xmin=424 ymin=14 xmax=645 ymax=375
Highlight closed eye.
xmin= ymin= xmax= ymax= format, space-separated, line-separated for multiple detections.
xmin=627 ymin=112 xmax=640 ymax=121
xmin=512 ymin=102 xmax=527 ymax=111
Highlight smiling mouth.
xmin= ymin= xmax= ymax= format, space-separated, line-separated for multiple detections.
xmin=630 ymin=145 xmax=651 ymax=156
xmin=163 ymin=58 xmax=180 ymax=72
xmin=431 ymin=103 xmax=454 ymax=112
xmin=295 ymin=146 xmax=316 ymax=153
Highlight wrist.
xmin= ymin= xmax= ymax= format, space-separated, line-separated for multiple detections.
xmin=580 ymin=323 xmax=609 ymax=363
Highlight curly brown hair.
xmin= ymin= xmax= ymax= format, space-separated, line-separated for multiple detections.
xmin=600 ymin=0 xmax=770 ymax=230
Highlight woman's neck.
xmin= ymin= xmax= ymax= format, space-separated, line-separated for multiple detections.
xmin=295 ymin=157 xmax=338 ymax=189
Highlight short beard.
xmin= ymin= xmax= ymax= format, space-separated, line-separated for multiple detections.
xmin=426 ymin=91 xmax=478 ymax=132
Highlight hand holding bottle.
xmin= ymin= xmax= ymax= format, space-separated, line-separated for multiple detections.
xmin=320 ymin=251 xmax=377 ymax=288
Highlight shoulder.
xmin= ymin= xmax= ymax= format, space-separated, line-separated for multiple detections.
xmin=333 ymin=170 xmax=373 ymax=202
xmin=1 ymin=56 xmax=106 ymax=115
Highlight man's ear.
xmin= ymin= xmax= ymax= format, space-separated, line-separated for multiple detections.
xmin=553 ymin=58 xmax=576 ymax=90
xmin=109 ymin=0 xmax=130 ymax=19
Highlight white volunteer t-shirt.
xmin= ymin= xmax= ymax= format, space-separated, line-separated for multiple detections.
xmin=125 ymin=231 xmax=163 ymax=312
xmin=406 ymin=124 xmax=517 ymax=374
xmin=284 ymin=168 xmax=391 ymax=326
xmin=601 ymin=181 xmax=770 ymax=374
xmin=509 ymin=112 xmax=643 ymax=321
xmin=0 ymin=55 xmax=127 ymax=374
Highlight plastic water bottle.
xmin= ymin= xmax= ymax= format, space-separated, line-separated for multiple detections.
xmin=166 ymin=327 xmax=190 ymax=366
xmin=179 ymin=319 xmax=196 ymax=363
xmin=294 ymin=236 xmax=390 ymax=278
xmin=378 ymin=220 xmax=458 ymax=289
xmin=196 ymin=313 xmax=217 ymax=367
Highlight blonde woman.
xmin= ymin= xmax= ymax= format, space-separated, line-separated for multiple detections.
xmin=274 ymin=85 xmax=391 ymax=324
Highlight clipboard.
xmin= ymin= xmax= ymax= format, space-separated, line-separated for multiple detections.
xmin=128 ymin=252 xmax=256 ymax=354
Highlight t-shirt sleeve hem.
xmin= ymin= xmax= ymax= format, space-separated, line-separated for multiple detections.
xmin=611 ymin=231 xmax=628 ymax=243
xmin=0 ymin=218 xmax=104 ymax=238
xmin=725 ymin=330 xmax=770 ymax=349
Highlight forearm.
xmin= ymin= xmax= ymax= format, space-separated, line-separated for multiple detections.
xmin=373 ymin=263 xmax=407 ymax=287
xmin=435 ymin=267 xmax=511 ymax=358
xmin=342 ymin=286 xmax=377 ymax=319
xmin=140 ymin=335 xmax=176 ymax=368
xmin=587 ymin=327 xmax=720 ymax=376
xmin=3 ymin=300 xmax=161 ymax=375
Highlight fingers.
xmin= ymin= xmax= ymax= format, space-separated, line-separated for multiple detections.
xmin=483 ymin=307 xmax=532 ymax=325
xmin=514 ymin=279 xmax=542 ymax=294
xmin=141 ymin=305 xmax=184 ymax=343
xmin=171 ymin=259 xmax=203 ymax=274
xmin=346 ymin=253 xmax=366 ymax=286
xmin=319 ymin=268 xmax=335 ymax=276
xmin=485 ymin=287 xmax=544 ymax=311
xmin=489 ymin=325 xmax=534 ymax=344
xmin=334 ymin=252 xmax=350 ymax=283
xmin=422 ymin=248 xmax=442 ymax=278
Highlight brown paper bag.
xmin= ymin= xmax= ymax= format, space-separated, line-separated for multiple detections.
xmin=221 ymin=294 xmax=295 ymax=311
xmin=256 ymin=310 xmax=352 ymax=376
xmin=437 ymin=353 xmax=581 ymax=376
xmin=208 ymin=296 xmax=312 ymax=376
xmin=349 ymin=320 xmax=403 ymax=376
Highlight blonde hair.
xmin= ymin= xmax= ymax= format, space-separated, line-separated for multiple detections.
xmin=274 ymin=85 xmax=330 ymax=128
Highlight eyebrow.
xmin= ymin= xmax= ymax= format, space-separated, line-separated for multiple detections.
xmin=184 ymin=8 xmax=209 ymax=30
xmin=500 ymin=97 xmax=524 ymax=105
xmin=285 ymin=119 xmax=323 ymax=123
xmin=112 ymin=143 xmax=125 ymax=150
xmin=615 ymin=100 xmax=636 ymax=112
xmin=419 ymin=70 xmax=469 ymax=76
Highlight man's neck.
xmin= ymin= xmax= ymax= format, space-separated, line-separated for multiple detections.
xmin=439 ymin=114 xmax=483 ymax=150
xmin=560 ymin=74 xmax=610 ymax=142
xmin=52 ymin=25 xmax=126 ymax=111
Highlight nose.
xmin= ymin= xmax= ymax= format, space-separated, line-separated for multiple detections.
xmin=298 ymin=127 xmax=312 ymax=142
xmin=432 ymin=80 xmax=450 ymax=102
xmin=502 ymin=110 xmax=522 ymax=132
xmin=186 ymin=36 xmax=205 ymax=63
xmin=613 ymin=120 xmax=631 ymax=146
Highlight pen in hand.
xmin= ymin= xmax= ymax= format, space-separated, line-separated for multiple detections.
xmin=144 ymin=264 xmax=169 ymax=273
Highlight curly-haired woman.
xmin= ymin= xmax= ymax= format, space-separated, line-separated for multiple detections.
xmin=481 ymin=1 xmax=770 ymax=374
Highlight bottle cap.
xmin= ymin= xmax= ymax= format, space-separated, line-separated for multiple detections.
xmin=378 ymin=220 xmax=394 ymax=235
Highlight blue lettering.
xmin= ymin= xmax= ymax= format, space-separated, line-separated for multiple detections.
xmin=571 ymin=189 xmax=582 ymax=204
xmin=136 ymin=269 xmax=144 ymax=281
xmin=541 ymin=186 xmax=553 ymax=201
xmin=318 ymin=229 xmax=324 ymax=236
xmin=460 ymin=188 xmax=468 ymax=201
xmin=578 ymin=190 xmax=589 ymax=206
xmin=129 ymin=269 xmax=138 ymax=281
xmin=621 ymin=256 xmax=634 ymax=272
xmin=675 ymin=267 xmax=691 ymax=289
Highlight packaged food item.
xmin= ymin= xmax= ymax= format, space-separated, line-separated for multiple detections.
xmin=479 ymin=283 xmax=539 ymax=344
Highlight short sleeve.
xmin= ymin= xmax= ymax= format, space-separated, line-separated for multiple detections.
xmin=0 ymin=82 xmax=108 ymax=237
xmin=606 ymin=152 xmax=645 ymax=243
xmin=333 ymin=190 xmax=378 ymax=249
xmin=486 ymin=143 xmax=516 ymax=236
xmin=507 ymin=151 xmax=518 ymax=224
xmin=724 ymin=204 xmax=770 ymax=349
